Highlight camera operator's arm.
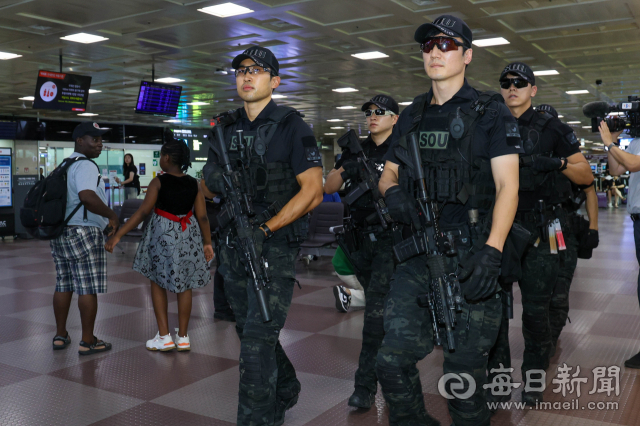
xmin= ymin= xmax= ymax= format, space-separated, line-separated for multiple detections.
xmin=600 ymin=122 xmax=638 ymax=173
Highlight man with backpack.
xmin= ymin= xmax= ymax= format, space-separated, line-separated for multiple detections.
xmin=50 ymin=122 xmax=119 ymax=355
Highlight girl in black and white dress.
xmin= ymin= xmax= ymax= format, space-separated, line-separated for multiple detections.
xmin=105 ymin=137 xmax=213 ymax=351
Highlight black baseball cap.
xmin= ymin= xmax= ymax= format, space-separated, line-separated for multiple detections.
xmin=536 ymin=104 xmax=558 ymax=119
xmin=361 ymin=95 xmax=399 ymax=115
xmin=500 ymin=62 xmax=536 ymax=85
xmin=72 ymin=122 xmax=109 ymax=141
xmin=414 ymin=15 xmax=473 ymax=47
xmin=232 ymin=45 xmax=279 ymax=76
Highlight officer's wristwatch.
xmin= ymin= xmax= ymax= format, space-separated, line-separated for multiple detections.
xmin=260 ymin=224 xmax=274 ymax=240
xmin=559 ymin=157 xmax=568 ymax=171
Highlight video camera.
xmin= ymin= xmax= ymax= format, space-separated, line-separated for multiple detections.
xmin=583 ymin=96 xmax=640 ymax=137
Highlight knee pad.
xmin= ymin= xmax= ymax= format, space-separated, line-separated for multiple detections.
xmin=377 ymin=365 xmax=411 ymax=395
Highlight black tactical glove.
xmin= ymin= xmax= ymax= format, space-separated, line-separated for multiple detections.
xmin=340 ymin=160 xmax=361 ymax=181
xmin=384 ymin=185 xmax=420 ymax=227
xmin=203 ymin=163 xmax=227 ymax=197
xmin=458 ymin=244 xmax=502 ymax=301
xmin=532 ymin=156 xmax=563 ymax=172
xmin=581 ymin=229 xmax=599 ymax=250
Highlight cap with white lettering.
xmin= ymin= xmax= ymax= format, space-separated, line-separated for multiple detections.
xmin=231 ymin=45 xmax=279 ymax=76
xmin=414 ymin=15 xmax=473 ymax=47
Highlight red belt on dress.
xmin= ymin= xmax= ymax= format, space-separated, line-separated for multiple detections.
xmin=154 ymin=208 xmax=193 ymax=232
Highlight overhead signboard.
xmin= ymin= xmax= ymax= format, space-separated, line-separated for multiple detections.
xmin=32 ymin=71 xmax=92 ymax=112
xmin=135 ymin=81 xmax=182 ymax=117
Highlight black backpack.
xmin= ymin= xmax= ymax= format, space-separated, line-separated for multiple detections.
xmin=20 ymin=156 xmax=101 ymax=240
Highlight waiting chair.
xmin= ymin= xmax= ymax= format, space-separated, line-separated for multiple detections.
xmin=117 ymin=199 xmax=150 ymax=253
xmin=299 ymin=202 xmax=344 ymax=262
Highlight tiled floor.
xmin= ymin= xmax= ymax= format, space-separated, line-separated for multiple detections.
xmin=0 ymin=208 xmax=639 ymax=425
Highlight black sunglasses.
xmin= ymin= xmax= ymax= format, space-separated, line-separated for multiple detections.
xmin=364 ymin=109 xmax=395 ymax=117
xmin=419 ymin=37 xmax=464 ymax=54
xmin=500 ymin=78 xmax=530 ymax=90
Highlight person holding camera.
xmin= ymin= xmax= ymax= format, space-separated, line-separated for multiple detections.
xmin=599 ymin=121 xmax=640 ymax=368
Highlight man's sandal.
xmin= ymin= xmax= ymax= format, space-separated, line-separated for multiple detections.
xmin=78 ymin=336 xmax=112 ymax=356
xmin=52 ymin=333 xmax=71 ymax=350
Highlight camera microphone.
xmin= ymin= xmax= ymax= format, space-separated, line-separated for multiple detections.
xmin=582 ymin=101 xmax=613 ymax=118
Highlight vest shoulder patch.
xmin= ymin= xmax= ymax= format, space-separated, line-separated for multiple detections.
xmin=305 ymin=147 xmax=322 ymax=162
xmin=505 ymin=122 xmax=521 ymax=147
xmin=564 ymin=130 xmax=579 ymax=145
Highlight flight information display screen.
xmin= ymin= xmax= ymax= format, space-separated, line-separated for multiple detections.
xmin=135 ymin=81 xmax=182 ymax=116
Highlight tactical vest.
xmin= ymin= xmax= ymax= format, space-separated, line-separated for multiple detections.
xmin=394 ymin=91 xmax=501 ymax=216
xmin=518 ymin=111 xmax=573 ymax=210
xmin=213 ymin=105 xmax=312 ymax=242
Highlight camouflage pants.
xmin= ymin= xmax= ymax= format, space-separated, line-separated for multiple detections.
xmin=376 ymin=244 xmax=502 ymax=426
xmin=519 ymin=222 xmax=561 ymax=377
xmin=549 ymin=230 xmax=579 ymax=348
xmin=349 ymin=229 xmax=395 ymax=394
xmin=218 ymin=233 xmax=300 ymax=426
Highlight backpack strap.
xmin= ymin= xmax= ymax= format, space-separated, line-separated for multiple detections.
xmin=62 ymin=156 xmax=102 ymax=224
xmin=409 ymin=93 xmax=428 ymax=132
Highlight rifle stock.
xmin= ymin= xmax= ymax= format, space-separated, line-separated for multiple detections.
xmin=213 ymin=124 xmax=272 ymax=323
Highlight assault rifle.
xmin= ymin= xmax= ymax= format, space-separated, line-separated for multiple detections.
xmin=337 ymin=130 xmax=393 ymax=229
xmin=392 ymin=132 xmax=463 ymax=351
xmin=211 ymin=124 xmax=272 ymax=323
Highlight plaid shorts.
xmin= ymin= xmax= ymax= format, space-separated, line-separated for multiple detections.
xmin=50 ymin=226 xmax=107 ymax=295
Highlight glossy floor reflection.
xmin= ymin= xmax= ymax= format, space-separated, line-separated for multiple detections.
xmin=0 ymin=208 xmax=638 ymax=425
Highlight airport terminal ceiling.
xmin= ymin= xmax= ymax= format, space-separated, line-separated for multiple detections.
xmin=0 ymin=0 xmax=639 ymax=154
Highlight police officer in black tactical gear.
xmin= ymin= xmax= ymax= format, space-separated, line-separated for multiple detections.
xmin=324 ymin=94 xmax=399 ymax=410
xmin=535 ymin=104 xmax=599 ymax=357
xmin=201 ymin=45 xmax=323 ymax=426
xmin=491 ymin=63 xmax=594 ymax=407
xmin=376 ymin=15 xmax=522 ymax=426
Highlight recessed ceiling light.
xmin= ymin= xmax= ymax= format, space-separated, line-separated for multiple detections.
xmin=567 ymin=121 xmax=581 ymax=124
xmin=60 ymin=33 xmax=109 ymax=44
xmin=186 ymin=102 xmax=210 ymax=106
xmin=163 ymin=119 xmax=180 ymax=123
xmin=472 ymin=37 xmax=509 ymax=47
xmin=333 ymin=88 xmax=358 ymax=93
xmin=19 ymin=96 xmax=34 ymax=101
xmin=558 ymin=115 xmax=564 ymax=118
xmin=0 ymin=52 xmax=22 ymax=60
xmin=272 ymin=94 xmax=287 ymax=99
xmin=336 ymin=106 xmax=356 ymax=109
xmin=155 ymin=77 xmax=184 ymax=83
xmin=566 ymin=90 xmax=589 ymax=95
xmin=198 ymin=3 xmax=254 ymax=18
xmin=330 ymin=127 xmax=345 ymax=129
xmin=78 ymin=113 xmax=98 ymax=116
xmin=399 ymin=102 xmax=412 ymax=106
xmin=351 ymin=51 xmax=388 ymax=60
xmin=582 ymin=126 xmax=591 ymax=129
xmin=533 ymin=70 xmax=559 ymax=76
xmin=359 ymin=136 xmax=368 ymax=139
xmin=324 ymin=133 xmax=337 ymax=136
xmin=327 ymin=119 xmax=344 ymax=122
xmin=88 ymin=89 xmax=102 ymax=93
